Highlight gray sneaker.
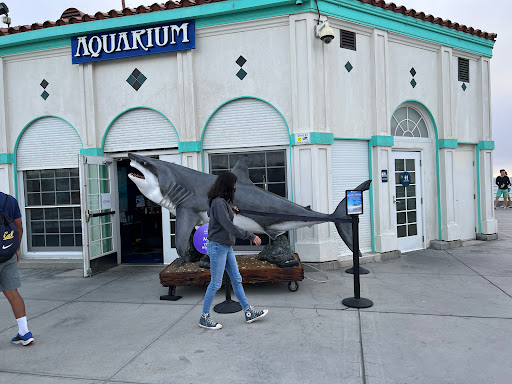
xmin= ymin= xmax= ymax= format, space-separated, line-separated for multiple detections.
xmin=199 ymin=313 xmax=222 ymax=330
xmin=244 ymin=306 xmax=268 ymax=323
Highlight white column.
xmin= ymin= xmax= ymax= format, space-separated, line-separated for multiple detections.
xmin=372 ymin=145 xmax=397 ymax=252
xmin=479 ymin=149 xmax=497 ymax=234
xmin=371 ymin=30 xmax=390 ymax=135
xmin=439 ymin=148 xmax=459 ymax=240
xmin=478 ymin=57 xmax=492 ymax=140
xmin=293 ymin=144 xmax=337 ymax=262
xmin=438 ymin=46 xmax=454 ymax=138
xmin=182 ymin=152 xmax=200 ymax=171
xmin=78 ymin=63 xmax=97 ymax=148
xmin=177 ymin=49 xmax=198 ymax=142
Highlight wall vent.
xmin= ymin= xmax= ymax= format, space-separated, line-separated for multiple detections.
xmin=458 ymin=57 xmax=470 ymax=83
xmin=340 ymin=30 xmax=356 ymax=51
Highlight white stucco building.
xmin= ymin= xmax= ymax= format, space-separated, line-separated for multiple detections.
xmin=0 ymin=0 xmax=497 ymax=276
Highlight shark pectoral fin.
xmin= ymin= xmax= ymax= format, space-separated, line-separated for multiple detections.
xmin=175 ymin=206 xmax=202 ymax=258
xmin=265 ymin=230 xmax=284 ymax=240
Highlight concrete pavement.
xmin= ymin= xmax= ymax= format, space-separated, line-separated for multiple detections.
xmin=1 ymin=210 xmax=512 ymax=383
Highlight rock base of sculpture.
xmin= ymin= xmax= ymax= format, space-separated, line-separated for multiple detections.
xmin=176 ymin=229 xmax=204 ymax=267
xmin=160 ymin=254 xmax=304 ymax=293
xmin=257 ymin=235 xmax=295 ymax=265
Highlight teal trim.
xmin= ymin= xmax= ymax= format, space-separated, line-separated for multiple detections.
xmin=80 ymin=148 xmax=104 ymax=156
xmin=101 ymin=106 xmax=180 ymax=152
xmin=334 ymin=137 xmax=369 ymax=141
xmin=201 ymin=96 xmax=291 ymax=143
xmin=0 ymin=0 xmax=302 ymax=56
xmin=368 ymin=141 xmax=375 ymax=252
xmin=477 ymin=141 xmax=495 ymax=150
xmin=179 ymin=141 xmax=202 ymax=153
xmin=370 ymin=135 xmax=394 ymax=147
xmin=0 ymin=154 xmax=15 ymax=164
xmin=1 ymin=0 xmax=494 ymax=57
xmin=320 ymin=0 xmax=494 ymax=57
xmin=0 ymin=37 xmax=70 ymax=56
xmin=290 ymin=132 xmax=334 ymax=145
xmin=13 ymin=115 xmax=83 ymax=201
xmin=310 ymin=133 xmax=334 ymax=145
xmin=392 ymin=100 xmax=442 ymax=239
xmin=437 ymin=139 xmax=458 ymax=149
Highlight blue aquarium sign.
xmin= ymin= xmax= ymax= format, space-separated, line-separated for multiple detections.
xmin=71 ymin=20 xmax=195 ymax=64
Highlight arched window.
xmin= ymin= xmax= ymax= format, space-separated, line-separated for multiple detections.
xmin=391 ymin=106 xmax=429 ymax=138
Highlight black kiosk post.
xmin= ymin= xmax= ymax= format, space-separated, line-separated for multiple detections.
xmin=214 ymin=273 xmax=242 ymax=313
xmin=342 ymin=190 xmax=373 ymax=309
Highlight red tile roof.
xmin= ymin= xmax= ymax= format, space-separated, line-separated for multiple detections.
xmin=0 ymin=0 xmax=497 ymax=41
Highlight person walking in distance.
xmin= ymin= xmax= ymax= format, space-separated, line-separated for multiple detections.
xmin=0 ymin=191 xmax=34 ymax=345
xmin=200 ymin=171 xmax=268 ymax=330
xmin=494 ymin=169 xmax=511 ymax=209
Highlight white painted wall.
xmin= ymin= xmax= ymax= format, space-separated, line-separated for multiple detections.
xmin=0 ymin=10 xmax=496 ymax=260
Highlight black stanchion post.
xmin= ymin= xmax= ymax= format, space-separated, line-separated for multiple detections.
xmin=342 ymin=215 xmax=373 ymax=308
xmin=214 ymin=272 xmax=242 ymax=314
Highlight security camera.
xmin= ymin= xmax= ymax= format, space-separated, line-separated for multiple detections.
xmin=315 ymin=20 xmax=335 ymax=44
xmin=0 ymin=3 xmax=8 ymax=16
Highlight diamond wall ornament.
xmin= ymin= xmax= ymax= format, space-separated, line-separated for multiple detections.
xmin=461 ymin=83 xmax=467 ymax=91
xmin=236 ymin=56 xmax=247 ymax=67
xmin=410 ymin=79 xmax=417 ymax=88
xmin=40 ymin=79 xmax=49 ymax=89
xmin=410 ymin=67 xmax=416 ymax=77
xmin=236 ymin=69 xmax=247 ymax=80
xmin=345 ymin=61 xmax=353 ymax=73
xmin=126 ymin=68 xmax=147 ymax=91
xmin=41 ymin=91 xmax=49 ymax=100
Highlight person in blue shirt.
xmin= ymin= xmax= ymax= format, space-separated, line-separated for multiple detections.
xmin=0 ymin=191 xmax=34 ymax=346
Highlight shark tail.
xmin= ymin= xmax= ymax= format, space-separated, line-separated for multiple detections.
xmin=332 ymin=180 xmax=372 ymax=255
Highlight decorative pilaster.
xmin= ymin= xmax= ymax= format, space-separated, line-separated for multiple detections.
xmin=438 ymin=143 xmax=460 ymax=240
xmin=370 ymin=136 xmax=396 ymax=252
xmin=292 ymin=144 xmax=337 ymax=262
xmin=477 ymin=141 xmax=497 ymax=234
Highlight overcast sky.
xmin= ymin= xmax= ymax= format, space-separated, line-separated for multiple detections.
xmin=3 ymin=0 xmax=510 ymax=176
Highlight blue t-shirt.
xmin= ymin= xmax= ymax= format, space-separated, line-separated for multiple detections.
xmin=0 ymin=192 xmax=22 ymax=220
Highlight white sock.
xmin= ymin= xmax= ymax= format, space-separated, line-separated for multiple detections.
xmin=16 ymin=316 xmax=29 ymax=336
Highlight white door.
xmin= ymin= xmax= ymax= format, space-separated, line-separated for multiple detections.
xmin=159 ymin=154 xmax=181 ymax=264
xmin=392 ymin=152 xmax=423 ymax=251
xmin=454 ymin=147 xmax=476 ymax=240
xmin=80 ymin=155 xmax=119 ymax=276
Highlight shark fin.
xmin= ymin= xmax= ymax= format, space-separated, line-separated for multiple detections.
xmin=265 ymin=229 xmax=285 ymax=240
xmin=332 ymin=180 xmax=372 ymax=256
xmin=231 ymin=155 xmax=254 ymax=185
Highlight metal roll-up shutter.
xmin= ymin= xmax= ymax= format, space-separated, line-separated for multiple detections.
xmin=331 ymin=140 xmax=372 ymax=255
xmin=17 ymin=117 xmax=82 ymax=170
xmin=203 ymin=98 xmax=289 ymax=149
xmin=104 ymin=108 xmax=178 ymax=153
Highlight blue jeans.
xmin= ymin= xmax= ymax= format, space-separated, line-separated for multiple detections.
xmin=202 ymin=241 xmax=249 ymax=314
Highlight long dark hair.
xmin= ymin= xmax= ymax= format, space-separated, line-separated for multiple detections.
xmin=207 ymin=171 xmax=237 ymax=206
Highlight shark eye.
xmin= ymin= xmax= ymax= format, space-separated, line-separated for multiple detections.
xmin=143 ymin=161 xmax=147 ymax=165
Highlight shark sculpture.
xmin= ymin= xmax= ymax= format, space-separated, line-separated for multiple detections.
xmin=127 ymin=153 xmax=371 ymax=263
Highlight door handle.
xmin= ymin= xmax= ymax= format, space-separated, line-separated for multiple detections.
xmin=393 ymin=195 xmax=396 ymax=204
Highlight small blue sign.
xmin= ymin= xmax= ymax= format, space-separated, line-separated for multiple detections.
xmin=381 ymin=170 xmax=388 ymax=183
xmin=71 ymin=20 xmax=195 ymax=64
xmin=346 ymin=190 xmax=363 ymax=215
xmin=400 ymin=172 xmax=411 ymax=187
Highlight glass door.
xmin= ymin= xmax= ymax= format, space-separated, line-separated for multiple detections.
xmin=392 ymin=152 xmax=423 ymax=251
xmin=79 ymin=155 xmax=119 ymax=276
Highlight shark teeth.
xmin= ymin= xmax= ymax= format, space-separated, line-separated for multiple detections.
xmin=129 ymin=173 xmax=145 ymax=180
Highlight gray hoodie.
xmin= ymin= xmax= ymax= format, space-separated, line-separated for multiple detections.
xmin=207 ymin=197 xmax=256 ymax=245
